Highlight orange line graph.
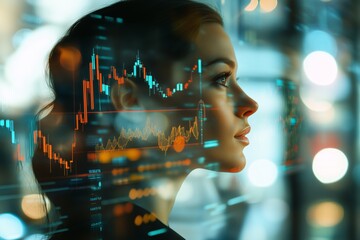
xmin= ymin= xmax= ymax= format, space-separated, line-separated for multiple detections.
xmin=95 ymin=116 xmax=199 ymax=154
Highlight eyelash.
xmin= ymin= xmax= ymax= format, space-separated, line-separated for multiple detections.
xmin=213 ymin=71 xmax=232 ymax=88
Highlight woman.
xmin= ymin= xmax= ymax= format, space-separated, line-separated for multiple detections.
xmin=32 ymin=0 xmax=258 ymax=239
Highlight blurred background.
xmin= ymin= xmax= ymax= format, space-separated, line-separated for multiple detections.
xmin=0 ymin=0 xmax=358 ymax=239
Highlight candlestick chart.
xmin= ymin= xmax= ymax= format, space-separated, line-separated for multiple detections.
xmin=0 ymin=119 xmax=25 ymax=161
xmin=35 ymin=48 xmax=206 ymax=173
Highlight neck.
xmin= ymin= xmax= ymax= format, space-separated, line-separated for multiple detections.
xmin=132 ymin=174 xmax=186 ymax=224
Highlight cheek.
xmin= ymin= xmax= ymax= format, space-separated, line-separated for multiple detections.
xmin=204 ymin=111 xmax=234 ymax=149
xmin=203 ymin=91 xmax=235 ymax=138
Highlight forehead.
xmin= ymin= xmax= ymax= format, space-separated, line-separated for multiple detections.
xmin=193 ymin=23 xmax=236 ymax=68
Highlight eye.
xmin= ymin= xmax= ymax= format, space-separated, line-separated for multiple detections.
xmin=213 ymin=71 xmax=232 ymax=88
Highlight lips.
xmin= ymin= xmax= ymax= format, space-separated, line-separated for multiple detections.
xmin=234 ymin=126 xmax=251 ymax=145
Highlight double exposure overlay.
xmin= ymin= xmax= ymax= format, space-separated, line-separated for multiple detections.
xmin=0 ymin=0 xmax=359 ymax=239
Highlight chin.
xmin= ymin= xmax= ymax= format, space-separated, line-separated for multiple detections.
xmin=222 ymin=155 xmax=246 ymax=173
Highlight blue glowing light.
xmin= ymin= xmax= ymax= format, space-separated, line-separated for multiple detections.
xmin=0 ymin=213 xmax=26 ymax=240
xmin=204 ymin=140 xmax=219 ymax=149
xmin=148 ymin=228 xmax=167 ymax=237
xmin=304 ymin=30 xmax=337 ymax=57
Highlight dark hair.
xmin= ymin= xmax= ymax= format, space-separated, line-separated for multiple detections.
xmin=32 ymin=0 xmax=223 ymax=238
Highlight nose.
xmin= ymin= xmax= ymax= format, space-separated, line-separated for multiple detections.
xmin=233 ymin=87 xmax=258 ymax=118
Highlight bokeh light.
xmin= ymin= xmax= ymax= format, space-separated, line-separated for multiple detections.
xmin=24 ymin=234 xmax=49 ymax=240
xmin=300 ymin=72 xmax=351 ymax=104
xmin=307 ymin=201 xmax=344 ymax=227
xmin=312 ymin=148 xmax=348 ymax=184
xmin=261 ymin=198 xmax=289 ymax=223
xmin=307 ymin=106 xmax=336 ymax=125
xmin=301 ymin=98 xmax=333 ymax=113
xmin=300 ymin=88 xmax=333 ymax=112
xmin=21 ymin=194 xmax=51 ymax=220
xmin=247 ymin=159 xmax=278 ymax=187
xmin=260 ymin=0 xmax=278 ymax=12
xmin=244 ymin=0 xmax=258 ymax=12
xmin=304 ymin=30 xmax=337 ymax=56
xmin=0 ymin=213 xmax=26 ymax=240
xmin=303 ymin=51 xmax=338 ymax=86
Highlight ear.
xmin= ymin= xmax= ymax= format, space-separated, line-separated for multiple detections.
xmin=111 ymin=78 xmax=139 ymax=110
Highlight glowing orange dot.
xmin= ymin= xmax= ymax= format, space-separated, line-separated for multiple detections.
xmin=113 ymin=205 xmax=124 ymax=216
xmin=134 ymin=215 xmax=142 ymax=226
xmin=99 ymin=151 xmax=111 ymax=164
xmin=260 ymin=0 xmax=278 ymax=12
xmin=124 ymin=202 xmax=133 ymax=213
xmin=59 ymin=47 xmax=81 ymax=72
xmin=144 ymin=188 xmax=151 ymax=197
xmin=143 ymin=214 xmax=150 ymax=224
xmin=138 ymin=190 xmax=143 ymax=199
xmin=87 ymin=153 xmax=97 ymax=161
xmin=184 ymin=158 xmax=191 ymax=165
xmin=126 ymin=148 xmax=142 ymax=161
xmin=21 ymin=194 xmax=50 ymax=220
xmin=150 ymin=213 xmax=157 ymax=222
xmin=130 ymin=174 xmax=144 ymax=181
xmin=165 ymin=161 xmax=172 ymax=168
xmin=129 ymin=189 xmax=137 ymax=200
xmin=245 ymin=0 xmax=258 ymax=11
xmin=173 ymin=136 xmax=186 ymax=152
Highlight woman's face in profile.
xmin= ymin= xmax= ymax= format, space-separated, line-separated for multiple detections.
xmin=192 ymin=23 xmax=258 ymax=172
xmin=133 ymin=23 xmax=258 ymax=173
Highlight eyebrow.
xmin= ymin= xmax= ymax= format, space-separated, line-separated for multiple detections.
xmin=202 ymin=58 xmax=236 ymax=69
